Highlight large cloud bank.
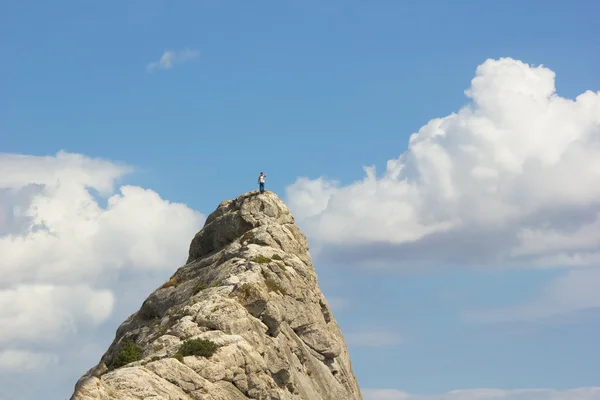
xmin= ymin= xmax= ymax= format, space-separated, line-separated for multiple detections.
xmin=0 ymin=151 xmax=205 ymax=373
xmin=286 ymin=58 xmax=600 ymax=269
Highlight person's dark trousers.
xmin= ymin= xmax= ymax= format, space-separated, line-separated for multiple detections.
xmin=259 ymin=182 xmax=265 ymax=193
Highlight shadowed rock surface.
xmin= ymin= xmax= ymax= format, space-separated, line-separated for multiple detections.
xmin=70 ymin=190 xmax=362 ymax=400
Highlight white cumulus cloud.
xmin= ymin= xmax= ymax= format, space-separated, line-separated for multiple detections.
xmin=0 ymin=151 xmax=205 ymax=286
xmin=0 ymin=151 xmax=205 ymax=373
xmin=146 ymin=48 xmax=199 ymax=72
xmin=286 ymin=57 xmax=600 ymax=270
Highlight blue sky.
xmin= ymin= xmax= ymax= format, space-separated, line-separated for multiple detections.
xmin=1 ymin=1 xmax=600 ymax=399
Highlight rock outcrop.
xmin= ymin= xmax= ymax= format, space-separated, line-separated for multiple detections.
xmin=70 ymin=190 xmax=362 ymax=400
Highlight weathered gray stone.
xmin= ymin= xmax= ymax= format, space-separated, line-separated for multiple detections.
xmin=70 ymin=190 xmax=362 ymax=400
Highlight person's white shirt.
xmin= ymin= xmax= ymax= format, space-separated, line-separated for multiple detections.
xmin=258 ymin=174 xmax=266 ymax=183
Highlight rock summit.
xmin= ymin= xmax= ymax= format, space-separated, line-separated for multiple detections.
xmin=70 ymin=190 xmax=362 ymax=400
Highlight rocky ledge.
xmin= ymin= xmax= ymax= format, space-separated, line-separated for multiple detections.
xmin=70 ymin=190 xmax=362 ymax=400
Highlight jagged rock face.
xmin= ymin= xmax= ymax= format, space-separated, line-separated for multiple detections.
xmin=70 ymin=191 xmax=363 ymax=400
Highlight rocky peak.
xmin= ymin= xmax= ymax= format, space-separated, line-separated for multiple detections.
xmin=70 ymin=190 xmax=363 ymax=400
xmin=187 ymin=191 xmax=305 ymax=264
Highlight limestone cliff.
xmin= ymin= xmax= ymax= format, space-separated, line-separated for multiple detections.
xmin=70 ymin=191 xmax=362 ymax=400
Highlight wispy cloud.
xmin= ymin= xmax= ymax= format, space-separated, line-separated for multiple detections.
xmin=0 ymin=350 xmax=58 ymax=373
xmin=462 ymin=268 xmax=600 ymax=324
xmin=146 ymin=48 xmax=199 ymax=72
xmin=346 ymin=329 xmax=403 ymax=348
xmin=326 ymin=296 xmax=348 ymax=311
xmin=362 ymin=387 xmax=600 ymax=400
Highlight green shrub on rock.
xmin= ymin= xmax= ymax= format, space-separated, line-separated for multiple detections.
xmin=113 ymin=340 xmax=142 ymax=368
xmin=194 ymin=283 xmax=208 ymax=294
xmin=178 ymin=338 xmax=218 ymax=358
xmin=251 ymin=255 xmax=271 ymax=264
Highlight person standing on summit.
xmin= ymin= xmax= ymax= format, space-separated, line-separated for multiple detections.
xmin=258 ymin=172 xmax=267 ymax=194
